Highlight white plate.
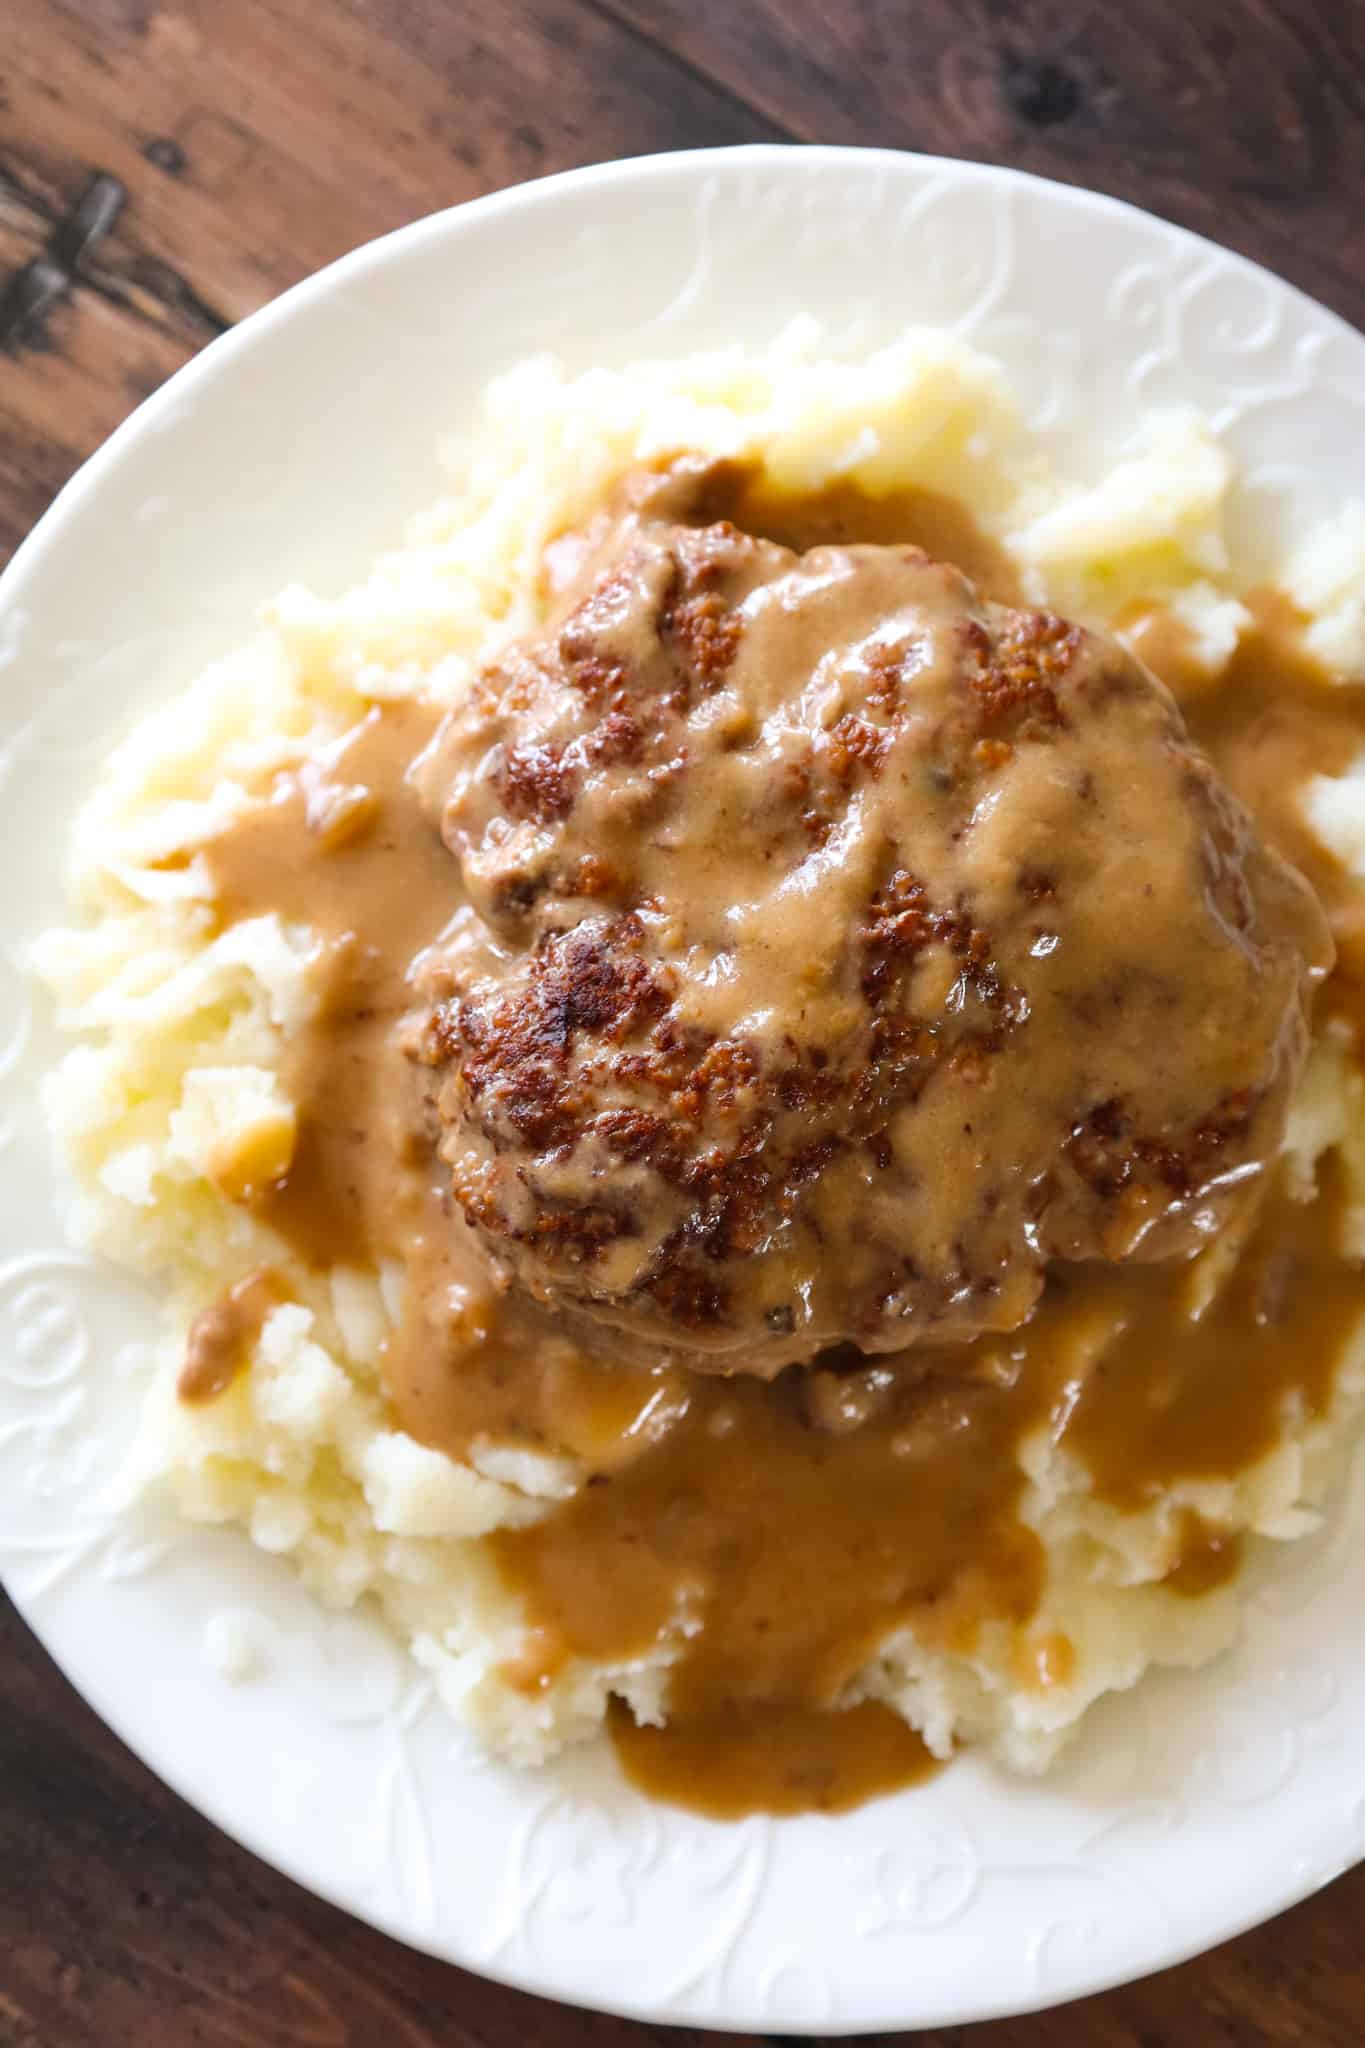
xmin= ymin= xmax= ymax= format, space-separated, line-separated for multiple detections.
xmin=4 ymin=146 xmax=1365 ymax=2035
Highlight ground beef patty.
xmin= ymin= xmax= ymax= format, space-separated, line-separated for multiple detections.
xmin=409 ymin=470 xmax=1332 ymax=1374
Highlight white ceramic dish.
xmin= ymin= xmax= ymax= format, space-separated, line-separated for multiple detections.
xmin=4 ymin=146 xmax=1365 ymax=2034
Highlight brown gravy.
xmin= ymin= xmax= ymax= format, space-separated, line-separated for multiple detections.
xmin=1163 ymin=1515 xmax=1244 ymax=1600
xmin=418 ymin=478 xmax=1330 ymax=1372
xmin=184 ymin=481 xmax=1365 ymax=1819
xmin=1055 ymin=1151 xmax=1361 ymax=1506
xmin=1154 ymin=593 xmax=1365 ymax=1040
xmin=721 ymin=474 xmax=1024 ymax=605
xmin=180 ymin=1268 xmax=281 ymax=1403
xmin=488 ymin=1162 xmax=1359 ymax=1791
xmin=493 ymin=1348 xmax=1048 ymax=1709
xmin=608 ymin=1696 xmax=942 ymax=1818
xmin=205 ymin=701 xmax=449 ymax=1267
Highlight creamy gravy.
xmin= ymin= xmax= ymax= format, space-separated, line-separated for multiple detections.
xmin=1148 ymin=593 xmax=1365 ymax=1040
xmin=1163 ymin=1514 xmax=1244 ymax=1600
xmin=489 ymin=1161 xmax=1358 ymax=1774
xmin=607 ymin=1696 xmax=942 ymax=1818
xmin=180 ymin=1268 xmax=281 ymax=1403
xmin=184 ymin=481 xmax=1365 ymax=1818
xmin=205 ymin=701 xmax=449 ymax=1268
xmin=415 ymin=481 xmax=1327 ymax=1373
xmin=1055 ymin=1151 xmax=1362 ymax=1505
xmin=718 ymin=473 xmax=1025 ymax=605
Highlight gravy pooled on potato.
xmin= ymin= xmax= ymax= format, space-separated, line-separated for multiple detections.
xmin=411 ymin=466 xmax=1332 ymax=1373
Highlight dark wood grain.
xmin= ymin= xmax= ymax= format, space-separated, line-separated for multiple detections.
xmin=0 ymin=0 xmax=781 ymax=555
xmin=3 ymin=3 xmax=1364 ymax=2042
xmin=591 ymin=0 xmax=1365 ymax=334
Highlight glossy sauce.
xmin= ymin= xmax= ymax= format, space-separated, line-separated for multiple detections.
xmin=417 ymin=477 xmax=1325 ymax=1366
xmin=179 ymin=1269 xmax=281 ymax=1403
xmin=1054 ymin=1152 xmax=1362 ymax=1506
xmin=723 ymin=474 xmax=1024 ymax=605
xmin=184 ymin=476 xmax=1365 ymax=1819
xmin=1162 ymin=593 xmax=1365 ymax=1040
xmin=1163 ymin=1515 xmax=1243 ymax=1600
xmin=489 ymin=1162 xmax=1360 ymax=1793
xmin=608 ymin=1697 xmax=942 ymax=1818
xmin=205 ymin=701 xmax=448 ymax=1267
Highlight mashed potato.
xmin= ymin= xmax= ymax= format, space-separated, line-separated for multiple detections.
xmin=31 ymin=325 xmax=1365 ymax=1775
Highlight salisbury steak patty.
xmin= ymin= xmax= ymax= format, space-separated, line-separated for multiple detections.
xmin=410 ymin=478 xmax=1331 ymax=1373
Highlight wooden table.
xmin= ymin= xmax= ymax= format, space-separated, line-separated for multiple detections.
xmin=3 ymin=4 xmax=1365 ymax=2042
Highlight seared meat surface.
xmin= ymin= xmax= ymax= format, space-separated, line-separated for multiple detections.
xmin=410 ymin=468 xmax=1331 ymax=1373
